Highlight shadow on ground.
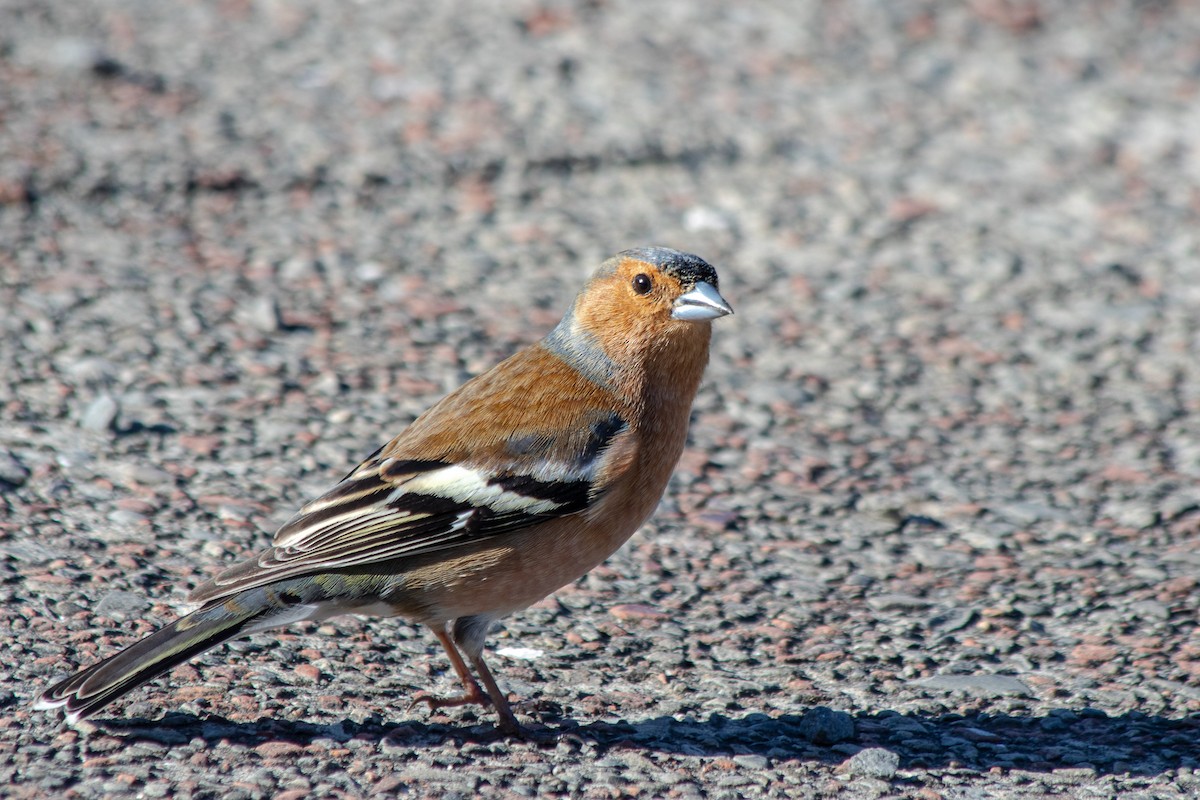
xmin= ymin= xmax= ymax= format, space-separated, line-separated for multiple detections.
xmin=93 ymin=706 xmax=1198 ymax=776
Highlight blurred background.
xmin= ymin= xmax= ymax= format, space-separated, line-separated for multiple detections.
xmin=2 ymin=1 xmax=1200 ymax=796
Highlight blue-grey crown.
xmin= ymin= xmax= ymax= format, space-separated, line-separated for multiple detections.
xmin=617 ymin=247 xmax=719 ymax=289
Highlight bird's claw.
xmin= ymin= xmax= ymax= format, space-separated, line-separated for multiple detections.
xmin=408 ymin=686 xmax=491 ymax=712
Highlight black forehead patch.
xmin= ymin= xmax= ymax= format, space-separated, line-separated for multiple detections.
xmin=617 ymin=247 xmax=719 ymax=290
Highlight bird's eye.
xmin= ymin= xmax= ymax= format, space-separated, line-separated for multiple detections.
xmin=632 ymin=274 xmax=652 ymax=295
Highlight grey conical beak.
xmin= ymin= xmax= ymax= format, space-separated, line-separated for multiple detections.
xmin=672 ymin=281 xmax=733 ymax=321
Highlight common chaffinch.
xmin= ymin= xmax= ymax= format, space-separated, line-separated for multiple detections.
xmin=37 ymin=247 xmax=732 ymax=734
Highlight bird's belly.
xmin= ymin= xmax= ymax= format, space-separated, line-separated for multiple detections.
xmin=396 ymin=500 xmax=653 ymax=624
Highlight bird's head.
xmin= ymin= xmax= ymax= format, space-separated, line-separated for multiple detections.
xmin=575 ymin=246 xmax=732 ymax=342
xmin=545 ymin=247 xmax=733 ymax=388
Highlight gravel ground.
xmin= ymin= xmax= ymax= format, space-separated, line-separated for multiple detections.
xmin=3 ymin=1 xmax=1200 ymax=797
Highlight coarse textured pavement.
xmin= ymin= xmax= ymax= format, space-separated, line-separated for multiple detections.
xmin=3 ymin=1 xmax=1200 ymax=797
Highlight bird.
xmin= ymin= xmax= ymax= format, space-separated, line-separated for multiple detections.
xmin=36 ymin=247 xmax=733 ymax=735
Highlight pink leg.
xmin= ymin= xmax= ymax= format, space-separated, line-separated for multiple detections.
xmin=409 ymin=625 xmax=489 ymax=711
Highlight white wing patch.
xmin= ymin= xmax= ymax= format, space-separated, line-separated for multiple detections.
xmin=393 ymin=464 xmax=576 ymax=516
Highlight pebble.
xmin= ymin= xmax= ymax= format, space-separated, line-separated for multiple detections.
xmin=0 ymin=450 xmax=30 ymax=488
xmin=80 ymin=394 xmax=119 ymax=432
xmin=1046 ymin=767 xmax=1099 ymax=784
xmin=797 ymin=707 xmax=856 ymax=745
xmin=929 ymin=608 xmax=978 ymax=632
xmin=733 ymin=755 xmax=769 ymax=770
xmin=94 ymin=590 xmax=151 ymax=620
xmin=115 ymin=463 xmax=174 ymax=487
xmin=914 ymin=674 xmax=1033 ymax=698
xmin=242 ymin=295 xmax=283 ymax=333
xmin=0 ymin=540 xmax=63 ymax=564
xmin=254 ymin=742 xmax=306 ymax=759
xmin=842 ymin=748 xmax=900 ymax=779
xmin=107 ymin=509 xmax=149 ymax=527
xmin=866 ymin=593 xmax=932 ymax=611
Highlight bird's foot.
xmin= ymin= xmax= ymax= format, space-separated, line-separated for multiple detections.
xmin=409 ymin=680 xmax=490 ymax=712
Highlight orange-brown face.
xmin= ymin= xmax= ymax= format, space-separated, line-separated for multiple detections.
xmin=571 ymin=248 xmax=732 ymax=370
xmin=595 ymin=254 xmax=689 ymax=320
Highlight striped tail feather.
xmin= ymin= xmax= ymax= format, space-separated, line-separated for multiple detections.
xmin=35 ymin=584 xmax=322 ymax=723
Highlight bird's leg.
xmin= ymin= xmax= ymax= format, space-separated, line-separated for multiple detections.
xmin=450 ymin=615 xmax=522 ymax=735
xmin=466 ymin=649 xmax=521 ymax=736
xmin=409 ymin=624 xmax=490 ymax=711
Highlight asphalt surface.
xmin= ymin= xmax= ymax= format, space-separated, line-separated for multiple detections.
xmin=3 ymin=1 xmax=1200 ymax=798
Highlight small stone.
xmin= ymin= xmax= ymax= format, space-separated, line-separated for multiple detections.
xmin=123 ymin=725 xmax=187 ymax=745
xmin=108 ymin=509 xmax=149 ymax=527
xmin=797 ymin=706 xmax=855 ymax=745
xmin=243 ymin=295 xmax=283 ymax=332
xmin=683 ymin=206 xmax=733 ymax=232
xmin=374 ymin=776 xmax=407 ymax=795
xmin=866 ymin=593 xmax=932 ymax=611
xmin=81 ymin=394 xmax=119 ymax=432
xmin=94 ymin=590 xmax=151 ymax=620
xmin=842 ymin=748 xmax=900 ymax=779
xmin=327 ymin=408 xmax=353 ymax=425
xmin=116 ymin=463 xmax=174 ymax=487
xmin=115 ymin=497 xmax=159 ymax=516
xmin=1040 ymin=714 xmax=1072 ymax=732
xmin=494 ymin=646 xmax=544 ymax=661
xmin=1012 ymin=602 xmax=1048 ymax=618
xmin=312 ymin=372 xmax=342 ymax=395
xmin=915 ymin=674 xmax=1033 ymax=697
xmin=66 ymin=357 xmax=117 ymax=384
xmin=1129 ymin=600 xmax=1170 ymax=620
xmin=733 ymin=755 xmax=769 ymax=770
xmin=217 ymin=501 xmax=259 ymax=522
xmin=254 ymin=741 xmax=306 ymax=759
xmin=930 ymin=608 xmax=977 ymax=632
xmin=0 ymin=450 xmax=30 ymax=488
xmin=994 ymin=502 xmax=1058 ymax=525
xmin=0 ymin=541 xmax=62 ymax=564
xmin=954 ymin=725 xmax=1004 ymax=743
xmin=294 ymin=664 xmax=322 ymax=682
xmin=1101 ymin=499 xmax=1158 ymax=530
xmin=610 ymin=604 xmax=669 ymax=621
xmin=46 ymin=37 xmax=104 ymax=70
xmin=1048 ymin=767 xmax=1097 ymax=783
xmin=1069 ymin=644 xmax=1118 ymax=666
xmin=356 ymin=261 xmax=386 ymax=282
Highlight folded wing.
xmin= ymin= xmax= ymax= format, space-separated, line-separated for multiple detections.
xmin=189 ymin=410 xmax=631 ymax=603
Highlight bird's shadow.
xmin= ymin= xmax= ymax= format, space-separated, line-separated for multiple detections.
xmin=94 ymin=705 xmax=1198 ymax=776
